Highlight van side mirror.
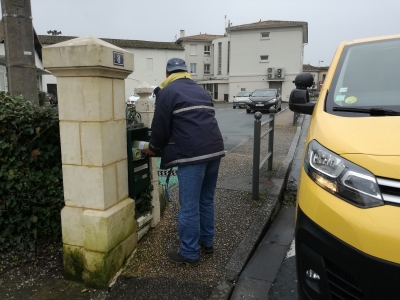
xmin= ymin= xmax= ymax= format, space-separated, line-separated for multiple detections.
xmin=289 ymin=89 xmax=315 ymax=115
xmin=289 ymin=72 xmax=315 ymax=115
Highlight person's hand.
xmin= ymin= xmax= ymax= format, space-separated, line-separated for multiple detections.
xmin=141 ymin=148 xmax=155 ymax=156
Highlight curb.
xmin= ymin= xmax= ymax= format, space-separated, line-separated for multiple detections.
xmin=210 ymin=112 xmax=305 ymax=299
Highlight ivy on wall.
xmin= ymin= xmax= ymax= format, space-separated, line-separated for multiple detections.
xmin=0 ymin=93 xmax=64 ymax=256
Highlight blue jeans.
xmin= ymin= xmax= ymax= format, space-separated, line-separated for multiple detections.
xmin=176 ymin=158 xmax=221 ymax=259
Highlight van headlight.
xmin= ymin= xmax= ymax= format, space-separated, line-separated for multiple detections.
xmin=304 ymin=140 xmax=383 ymax=208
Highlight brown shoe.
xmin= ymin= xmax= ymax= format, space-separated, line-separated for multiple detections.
xmin=168 ymin=251 xmax=200 ymax=267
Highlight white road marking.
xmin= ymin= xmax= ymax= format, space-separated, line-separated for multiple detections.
xmin=286 ymin=239 xmax=295 ymax=258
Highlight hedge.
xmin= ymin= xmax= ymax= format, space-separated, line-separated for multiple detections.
xmin=0 ymin=93 xmax=63 ymax=256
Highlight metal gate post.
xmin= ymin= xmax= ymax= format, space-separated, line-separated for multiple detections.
xmin=252 ymin=112 xmax=262 ymax=200
xmin=268 ymin=108 xmax=275 ymax=171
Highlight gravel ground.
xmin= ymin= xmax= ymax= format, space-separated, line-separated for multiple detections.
xmin=107 ymin=108 xmax=298 ymax=299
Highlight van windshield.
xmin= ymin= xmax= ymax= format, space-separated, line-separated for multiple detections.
xmin=326 ymin=37 xmax=400 ymax=116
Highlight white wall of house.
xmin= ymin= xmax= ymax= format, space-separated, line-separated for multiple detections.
xmin=124 ymin=47 xmax=184 ymax=99
xmin=181 ymin=37 xmax=231 ymax=101
xmin=212 ymin=36 xmax=230 ymax=80
xmin=182 ymin=42 xmax=213 ymax=81
xmin=229 ymin=26 xmax=305 ymax=102
xmin=41 ymin=73 xmax=56 ymax=92
xmin=0 ymin=65 xmax=7 ymax=92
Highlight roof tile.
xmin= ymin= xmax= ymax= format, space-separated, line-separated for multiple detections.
xmin=176 ymin=33 xmax=224 ymax=43
xmin=38 ymin=35 xmax=184 ymax=51
xmin=228 ymin=20 xmax=308 ymax=31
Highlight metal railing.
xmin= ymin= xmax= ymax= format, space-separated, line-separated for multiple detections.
xmin=293 ymin=112 xmax=300 ymax=125
xmin=252 ymin=108 xmax=275 ymax=200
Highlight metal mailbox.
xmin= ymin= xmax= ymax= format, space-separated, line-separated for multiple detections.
xmin=126 ymin=124 xmax=150 ymax=201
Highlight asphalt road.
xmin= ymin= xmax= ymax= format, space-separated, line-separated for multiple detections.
xmin=214 ymin=102 xmax=289 ymax=152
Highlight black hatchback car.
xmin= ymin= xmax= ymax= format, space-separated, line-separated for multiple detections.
xmin=246 ymin=88 xmax=282 ymax=113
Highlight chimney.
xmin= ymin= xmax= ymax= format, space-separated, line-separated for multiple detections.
xmin=180 ymin=30 xmax=185 ymax=38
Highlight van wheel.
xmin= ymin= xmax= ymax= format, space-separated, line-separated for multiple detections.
xmin=246 ymin=109 xmax=251 ymax=113
xmin=233 ymin=106 xmax=236 ymax=109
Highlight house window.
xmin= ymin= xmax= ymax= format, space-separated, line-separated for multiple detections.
xmin=204 ymin=64 xmax=210 ymax=75
xmin=218 ymin=42 xmax=222 ymax=75
xmin=147 ymin=58 xmax=153 ymax=71
xmin=204 ymin=45 xmax=210 ymax=55
xmin=261 ymin=32 xmax=270 ymax=39
xmin=322 ymin=74 xmax=326 ymax=81
xmin=227 ymin=41 xmax=230 ymax=74
xmin=190 ymin=63 xmax=197 ymax=74
xmin=260 ymin=55 xmax=269 ymax=62
xmin=190 ymin=44 xmax=197 ymax=55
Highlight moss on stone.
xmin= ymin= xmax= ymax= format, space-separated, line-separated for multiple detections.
xmin=63 ymin=245 xmax=85 ymax=282
xmin=82 ymin=233 xmax=136 ymax=289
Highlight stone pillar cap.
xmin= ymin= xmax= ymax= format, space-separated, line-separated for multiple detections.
xmin=135 ymin=81 xmax=154 ymax=94
xmin=43 ymin=35 xmax=133 ymax=74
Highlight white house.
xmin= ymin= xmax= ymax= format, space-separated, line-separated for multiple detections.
xmin=38 ymin=35 xmax=185 ymax=100
xmin=176 ymin=20 xmax=308 ymax=102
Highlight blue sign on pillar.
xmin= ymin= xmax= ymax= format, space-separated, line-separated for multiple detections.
xmin=113 ymin=51 xmax=124 ymax=66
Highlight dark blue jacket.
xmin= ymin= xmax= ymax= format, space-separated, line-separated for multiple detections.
xmin=149 ymin=78 xmax=225 ymax=169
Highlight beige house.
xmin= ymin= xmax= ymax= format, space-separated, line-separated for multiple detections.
xmin=176 ymin=20 xmax=308 ymax=102
xmin=38 ymin=35 xmax=184 ymax=101
xmin=175 ymin=31 xmax=228 ymax=100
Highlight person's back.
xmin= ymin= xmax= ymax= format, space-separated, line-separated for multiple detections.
xmin=153 ymin=78 xmax=224 ymax=169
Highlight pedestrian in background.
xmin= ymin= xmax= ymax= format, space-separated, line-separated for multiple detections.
xmin=142 ymin=57 xmax=225 ymax=267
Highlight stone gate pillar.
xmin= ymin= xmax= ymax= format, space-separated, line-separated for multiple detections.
xmin=43 ymin=36 xmax=135 ymax=288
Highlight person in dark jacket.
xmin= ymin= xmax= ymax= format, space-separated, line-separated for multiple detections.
xmin=142 ymin=57 xmax=225 ymax=266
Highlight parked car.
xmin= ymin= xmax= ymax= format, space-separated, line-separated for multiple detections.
xmin=127 ymin=93 xmax=155 ymax=105
xmin=233 ymin=91 xmax=252 ymax=109
xmin=127 ymin=93 xmax=140 ymax=104
xmin=246 ymin=88 xmax=282 ymax=113
xmin=45 ymin=92 xmax=57 ymax=105
xmin=309 ymin=90 xmax=320 ymax=98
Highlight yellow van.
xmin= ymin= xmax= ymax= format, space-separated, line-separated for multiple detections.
xmin=289 ymin=35 xmax=400 ymax=299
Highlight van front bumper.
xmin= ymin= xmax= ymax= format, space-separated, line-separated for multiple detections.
xmin=296 ymin=207 xmax=400 ymax=300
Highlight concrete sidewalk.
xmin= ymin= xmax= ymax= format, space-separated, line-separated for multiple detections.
xmin=230 ymin=114 xmax=310 ymax=300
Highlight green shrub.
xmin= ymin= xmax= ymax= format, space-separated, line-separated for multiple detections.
xmin=0 ymin=93 xmax=63 ymax=256
xmin=38 ymin=90 xmax=46 ymax=106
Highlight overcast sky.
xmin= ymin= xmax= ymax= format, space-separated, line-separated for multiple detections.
xmin=4 ymin=0 xmax=400 ymax=66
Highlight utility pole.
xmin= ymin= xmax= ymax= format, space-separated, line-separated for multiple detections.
xmin=1 ymin=0 xmax=38 ymax=105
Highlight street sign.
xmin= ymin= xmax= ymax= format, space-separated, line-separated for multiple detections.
xmin=113 ymin=51 xmax=124 ymax=66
